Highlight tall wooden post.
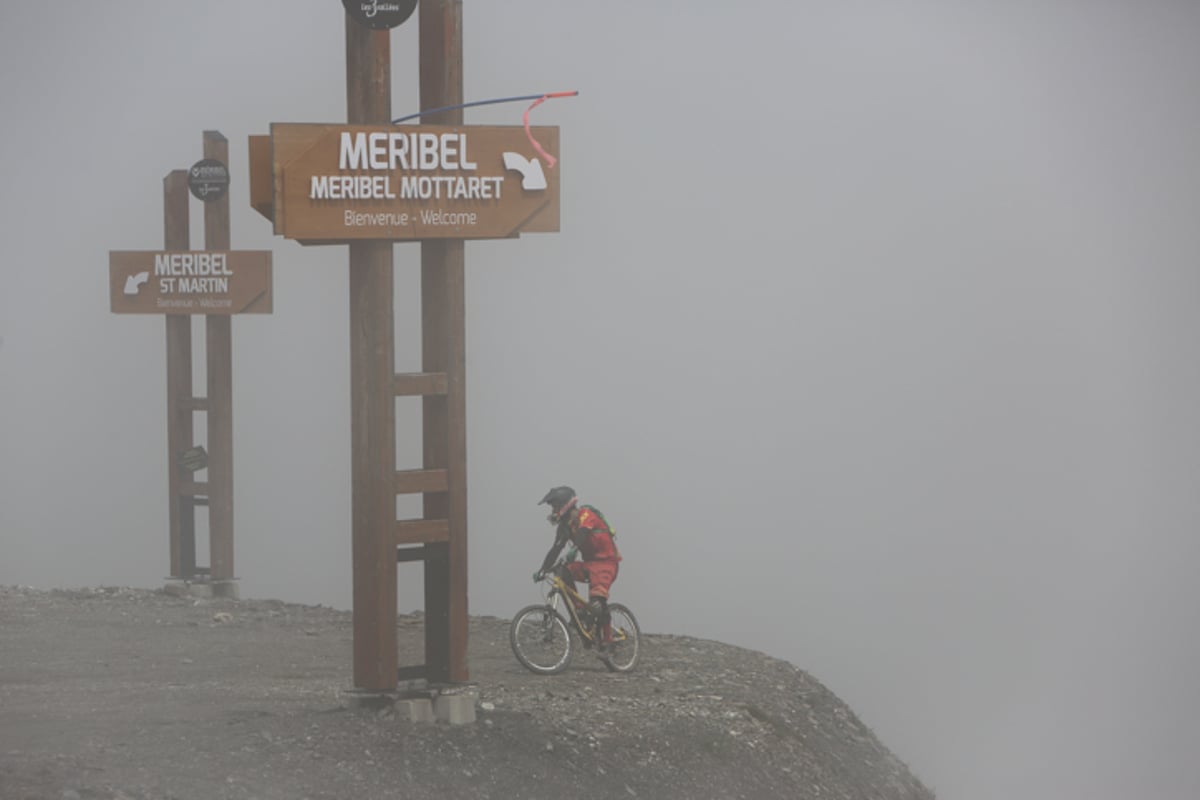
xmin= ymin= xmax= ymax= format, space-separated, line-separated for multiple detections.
xmin=164 ymin=171 xmax=195 ymax=578
xmin=419 ymin=0 xmax=469 ymax=684
xmin=346 ymin=17 xmax=399 ymax=691
xmin=247 ymin=0 xmax=564 ymax=695
xmin=203 ymin=131 xmax=236 ymax=590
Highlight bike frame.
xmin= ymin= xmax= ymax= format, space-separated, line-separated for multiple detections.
xmin=544 ymin=573 xmax=593 ymax=641
xmin=543 ymin=571 xmax=626 ymax=646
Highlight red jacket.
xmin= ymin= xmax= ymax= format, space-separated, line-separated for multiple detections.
xmin=541 ymin=504 xmax=622 ymax=574
xmin=573 ymin=506 xmax=621 ymax=562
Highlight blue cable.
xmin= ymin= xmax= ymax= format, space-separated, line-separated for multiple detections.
xmin=391 ymin=92 xmax=575 ymax=124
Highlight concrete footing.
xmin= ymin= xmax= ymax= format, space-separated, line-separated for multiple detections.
xmin=341 ymin=683 xmax=478 ymax=725
xmin=163 ymin=578 xmax=240 ymax=600
xmin=396 ymin=697 xmax=436 ymax=723
xmin=433 ymin=684 xmax=478 ymax=725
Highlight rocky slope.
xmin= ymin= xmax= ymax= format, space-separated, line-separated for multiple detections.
xmin=0 ymin=586 xmax=934 ymax=799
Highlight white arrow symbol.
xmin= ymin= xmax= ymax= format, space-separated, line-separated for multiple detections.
xmin=502 ymin=152 xmax=547 ymax=191
xmin=124 ymin=271 xmax=150 ymax=296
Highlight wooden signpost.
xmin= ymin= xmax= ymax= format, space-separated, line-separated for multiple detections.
xmin=110 ymin=131 xmax=273 ymax=598
xmin=262 ymin=123 xmax=559 ymax=241
xmin=249 ymin=0 xmax=562 ymax=692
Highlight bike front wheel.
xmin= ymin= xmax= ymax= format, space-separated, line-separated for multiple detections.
xmin=600 ymin=603 xmax=641 ymax=673
xmin=510 ymin=604 xmax=573 ymax=675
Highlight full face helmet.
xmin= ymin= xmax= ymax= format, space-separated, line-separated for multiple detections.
xmin=539 ymin=485 xmax=578 ymax=525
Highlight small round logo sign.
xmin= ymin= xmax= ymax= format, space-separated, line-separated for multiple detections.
xmin=343 ymin=0 xmax=417 ymax=30
xmin=188 ymin=159 xmax=230 ymax=203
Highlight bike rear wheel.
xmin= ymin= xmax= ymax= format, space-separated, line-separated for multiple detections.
xmin=510 ymin=604 xmax=573 ymax=675
xmin=600 ymin=603 xmax=641 ymax=673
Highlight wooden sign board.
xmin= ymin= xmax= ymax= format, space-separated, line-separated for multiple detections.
xmin=109 ymin=250 xmax=273 ymax=314
xmin=256 ymin=123 xmax=561 ymax=242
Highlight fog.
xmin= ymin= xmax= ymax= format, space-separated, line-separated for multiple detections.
xmin=3 ymin=2 xmax=1200 ymax=798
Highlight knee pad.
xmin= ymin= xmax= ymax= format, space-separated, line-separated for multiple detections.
xmin=587 ymin=597 xmax=608 ymax=623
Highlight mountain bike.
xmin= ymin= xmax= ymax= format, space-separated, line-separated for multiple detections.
xmin=510 ymin=561 xmax=641 ymax=674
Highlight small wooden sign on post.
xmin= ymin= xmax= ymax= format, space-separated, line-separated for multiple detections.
xmin=109 ymin=250 xmax=272 ymax=314
xmin=179 ymin=446 xmax=209 ymax=472
xmin=110 ymin=132 xmax=273 ymax=599
xmin=341 ymin=0 xmax=417 ymax=29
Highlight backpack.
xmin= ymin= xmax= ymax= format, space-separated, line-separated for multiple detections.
xmin=580 ymin=504 xmax=616 ymax=538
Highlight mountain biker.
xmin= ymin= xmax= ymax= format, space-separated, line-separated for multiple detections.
xmin=534 ymin=486 xmax=622 ymax=649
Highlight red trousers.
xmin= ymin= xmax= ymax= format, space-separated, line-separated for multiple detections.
xmin=564 ymin=559 xmax=619 ymax=600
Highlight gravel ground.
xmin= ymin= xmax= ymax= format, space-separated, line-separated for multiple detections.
xmin=0 ymin=586 xmax=934 ymax=800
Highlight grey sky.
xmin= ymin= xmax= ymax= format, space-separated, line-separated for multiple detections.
xmin=3 ymin=2 xmax=1199 ymax=798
